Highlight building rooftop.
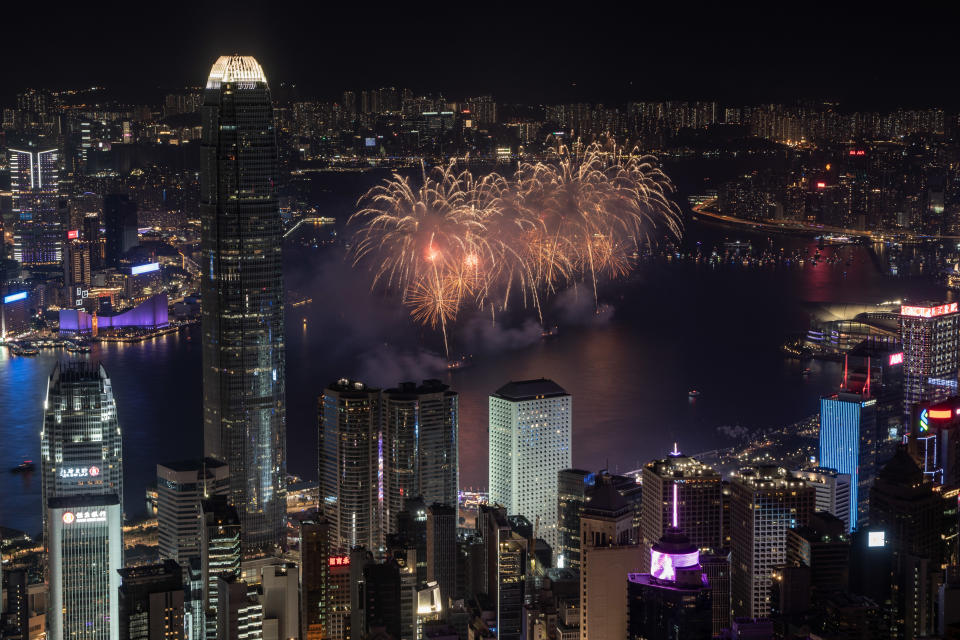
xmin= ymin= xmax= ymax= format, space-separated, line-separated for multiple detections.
xmin=206 ymin=55 xmax=267 ymax=90
xmin=492 ymin=378 xmax=568 ymax=401
xmin=157 ymin=457 xmax=227 ymax=473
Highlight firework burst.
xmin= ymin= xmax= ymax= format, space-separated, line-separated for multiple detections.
xmin=349 ymin=139 xmax=682 ymax=356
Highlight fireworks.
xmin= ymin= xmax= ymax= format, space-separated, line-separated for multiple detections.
xmin=349 ymin=140 xmax=683 ymax=355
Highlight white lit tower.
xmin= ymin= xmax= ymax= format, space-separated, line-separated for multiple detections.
xmin=9 ymin=142 xmax=61 ymax=266
xmin=489 ymin=379 xmax=571 ymax=551
xmin=200 ymin=55 xmax=287 ymax=556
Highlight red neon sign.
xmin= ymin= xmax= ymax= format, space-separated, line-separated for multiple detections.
xmin=889 ymin=352 xmax=904 ymax=366
xmin=901 ymin=302 xmax=958 ymax=318
xmin=930 ymin=409 xmax=953 ymax=420
xmin=816 ymin=181 xmax=826 ymax=189
xmin=328 ymin=556 xmax=350 ymax=567
xmin=67 ymin=230 xmax=79 ymax=239
xmin=849 ymin=150 xmax=866 ymax=156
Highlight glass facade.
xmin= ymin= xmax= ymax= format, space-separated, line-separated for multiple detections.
xmin=200 ymin=55 xmax=286 ymax=555
xmin=901 ymin=303 xmax=960 ymax=419
xmin=10 ymin=145 xmax=61 ymax=265
xmin=819 ymin=394 xmax=878 ymax=531
xmin=40 ymin=361 xmax=124 ymax=537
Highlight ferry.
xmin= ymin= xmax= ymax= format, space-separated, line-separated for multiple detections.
xmin=11 ymin=460 xmax=35 ymax=473
xmin=688 ymin=390 xmax=701 ymax=398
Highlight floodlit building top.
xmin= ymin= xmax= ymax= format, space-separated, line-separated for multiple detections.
xmin=206 ymin=55 xmax=267 ymax=89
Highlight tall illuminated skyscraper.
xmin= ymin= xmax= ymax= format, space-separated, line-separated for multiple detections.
xmin=318 ymin=379 xmax=383 ymax=553
xmin=489 ymin=379 xmax=571 ymax=551
xmin=9 ymin=142 xmax=61 ymax=266
xmin=383 ymin=380 xmax=458 ymax=532
xmin=40 ymin=361 xmax=124 ymax=536
xmin=900 ymin=301 xmax=960 ymax=418
xmin=200 ymin=55 xmax=286 ymax=556
xmin=640 ymin=448 xmax=722 ymax=571
xmin=819 ymin=391 xmax=877 ymax=531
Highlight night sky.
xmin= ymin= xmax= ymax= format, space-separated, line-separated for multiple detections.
xmin=7 ymin=4 xmax=960 ymax=108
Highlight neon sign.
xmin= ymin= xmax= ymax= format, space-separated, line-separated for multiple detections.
xmin=67 ymin=229 xmax=79 ymax=239
xmin=816 ymin=182 xmax=826 ymax=189
xmin=901 ymin=302 xmax=958 ymax=318
xmin=59 ymin=466 xmax=100 ymax=479
xmin=131 ymin=262 xmax=160 ymax=276
xmin=328 ymin=556 xmax=350 ymax=567
xmin=849 ymin=150 xmax=866 ymax=156
xmin=62 ymin=510 xmax=107 ymax=524
xmin=889 ymin=352 xmax=904 ymax=366
xmin=3 ymin=292 xmax=27 ymax=304
xmin=920 ymin=408 xmax=929 ymax=432
xmin=929 ymin=409 xmax=953 ymax=420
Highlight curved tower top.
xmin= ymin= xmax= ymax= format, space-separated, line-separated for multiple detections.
xmin=205 ymin=55 xmax=268 ymax=89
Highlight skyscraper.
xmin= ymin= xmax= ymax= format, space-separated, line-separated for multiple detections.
xmin=426 ymin=503 xmax=457 ymax=610
xmin=156 ymin=459 xmax=230 ymax=571
xmin=383 ymin=380 xmax=458 ymax=532
xmin=103 ymin=194 xmax=138 ymax=267
xmin=117 ymin=560 xmax=185 ymax=640
xmin=300 ymin=518 xmax=330 ymax=640
xmin=9 ymin=142 xmax=61 ymax=266
xmin=819 ymin=391 xmax=878 ymax=530
xmin=729 ymin=466 xmax=814 ymax=619
xmin=793 ymin=467 xmax=852 ymax=532
xmin=200 ymin=496 xmax=241 ymax=635
xmin=40 ymin=361 xmax=124 ymax=536
xmin=557 ymin=468 xmax=592 ymax=570
xmin=200 ymin=55 xmax=287 ymax=556
xmin=318 ymin=379 xmax=383 ymax=553
xmin=48 ymin=494 xmax=124 ymax=640
xmin=640 ymin=448 xmax=722 ymax=570
xmin=901 ymin=301 xmax=960 ymax=418
xmin=489 ymin=379 xmax=571 ymax=551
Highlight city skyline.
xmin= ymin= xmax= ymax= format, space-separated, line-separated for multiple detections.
xmin=7 ymin=21 xmax=960 ymax=639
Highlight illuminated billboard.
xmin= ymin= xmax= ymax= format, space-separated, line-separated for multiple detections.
xmin=67 ymin=229 xmax=79 ymax=239
xmin=868 ymin=531 xmax=885 ymax=547
xmin=3 ymin=291 xmax=27 ymax=304
xmin=901 ymin=302 xmax=958 ymax=318
xmin=130 ymin=262 xmax=160 ymax=276
xmin=328 ymin=556 xmax=350 ymax=567
xmin=889 ymin=352 xmax=904 ymax=366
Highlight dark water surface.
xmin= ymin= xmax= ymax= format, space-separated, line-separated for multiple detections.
xmin=0 ymin=166 xmax=948 ymax=535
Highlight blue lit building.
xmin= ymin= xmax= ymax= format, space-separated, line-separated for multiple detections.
xmin=819 ymin=392 xmax=878 ymax=531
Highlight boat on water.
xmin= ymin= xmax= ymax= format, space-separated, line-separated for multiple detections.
xmin=19 ymin=343 xmax=39 ymax=356
xmin=688 ymin=389 xmax=701 ymax=398
xmin=802 ymin=368 xmax=811 ymax=376
xmin=11 ymin=460 xmax=35 ymax=473
xmin=542 ymin=325 xmax=560 ymax=338
xmin=447 ymin=355 xmax=473 ymax=371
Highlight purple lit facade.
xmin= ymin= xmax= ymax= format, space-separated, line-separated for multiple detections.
xmin=59 ymin=294 xmax=169 ymax=334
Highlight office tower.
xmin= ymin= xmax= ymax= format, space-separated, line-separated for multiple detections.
xmin=901 ymin=301 xmax=960 ymax=418
xmin=793 ymin=467 xmax=852 ymax=532
xmin=325 ymin=552 xmax=353 ymax=640
xmin=819 ymin=391 xmax=878 ymax=530
xmin=3 ymin=568 xmax=28 ymax=639
xmin=393 ymin=497 xmax=428 ymax=588
xmin=426 ymin=503 xmax=457 ymax=609
xmin=557 ymin=469 xmax=591 ymax=570
xmin=215 ymin=578 xmax=263 ymax=640
xmin=846 ymin=340 xmax=905 ymax=464
xmin=626 ymin=529 xmax=713 ymax=640
xmin=580 ymin=476 xmax=644 ymax=640
xmin=40 ymin=361 xmax=123 ymax=536
xmin=383 ymin=380 xmax=458 ymax=532
xmin=479 ymin=505 xmax=526 ymax=640
xmin=640 ymin=447 xmax=722 ymax=570
xmin=185 ymin=559 xmax=206 ymax=640
xmin=118 ymin=560 xmax=185 ymax=640
xmin=784 ymin=513 xmax=850 ymax=597
xmin=103 ymin=194 xmax=138 ymax=267
xmin=359 ymin=555 xmax=404 ymax=639
xmin=729 ymin=466 xmax=814 ymax=619
xmin=260 ymin=565 xmax=299 ymax=640
xmin=416 ymin=581 xmax=444 ymax=637
xmin=200 ymin=497 xmax=241 ymax=635
xmin=489 ymin=379 xmax=571 ymax=551
xmin=300 ymin=519 xmax=330 ymax=640
xmin=63 ymin=239 xmax=92 ymax=296
xmin=47 ymin=494 xmax=123 ymax=640
xmin=157 ymin=459 xmax=230 ymax=571
xmin=201 ymin=55 xmax=287 ymax=556
xmin=701 ymin=552 xmax=731 ymax=636
xmin=318 ymin=379 xmax=383 ymax=553
xmin=9 ymin=143 xmax=61 ymax=266
xmin=906 ymin=395 xmax=960 ymax=485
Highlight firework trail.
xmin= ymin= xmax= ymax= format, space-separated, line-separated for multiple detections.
xmin=349 ymin=139 xmax=682 ymax=356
